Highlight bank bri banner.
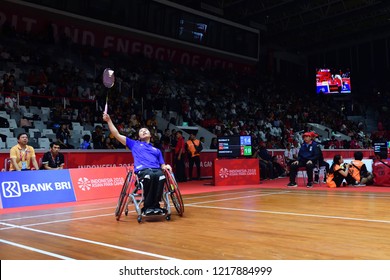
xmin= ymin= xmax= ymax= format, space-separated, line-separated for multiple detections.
xmin=0 ymin=170 xmax=76 ymax=208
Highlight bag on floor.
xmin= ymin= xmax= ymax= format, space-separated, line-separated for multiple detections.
xmin=372 ymin=160 xmax=390 ymax=187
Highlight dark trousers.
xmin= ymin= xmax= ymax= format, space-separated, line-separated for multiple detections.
xmin=137 ymin=168 xmax=165 ymax=209
xmin=174 ymin=154 xmax=186 ymax=182
xmin=189 ymin=155 xmax=201 ymax=179
xmin=260 ymin=160 xmax=274 ymax=179
xmin=290 ymin=161 xmax=314 ymax=183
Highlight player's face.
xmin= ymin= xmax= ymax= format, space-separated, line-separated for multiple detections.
xmin=139 ymin=128 xmax=151 ymax=140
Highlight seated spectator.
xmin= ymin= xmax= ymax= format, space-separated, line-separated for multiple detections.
xmin=284 ymin=142 xmax=298 ymax=166
xmin=9 ymin=132 xmax=40 ymax=171
xmin=210 ymin=137 xmax=218 ymax=149
xmin=92 ymin=125 xmax=105 ymax=149
xmin=348 ymin=151 xmax=374 ymax=186
xmin=56 ymin=123 xmax=74 ymax=149
xmin=326 ymin=154 xmax=354 ymax=188
xmin=253 ymin=141 xmax=274 ymax=180
xmin=80 ymin=134 xmax=92 ymax=149
xmin=272 ymin=156 xmax=286 ymax=178
xmin=40 ymin=141 xmax=65 ymax=170
xmin=104 ymin=136 xmax=116 ymax=149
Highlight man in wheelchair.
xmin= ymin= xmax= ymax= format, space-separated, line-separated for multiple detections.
xmin=103 ymin=113 xmax=172 ymax=216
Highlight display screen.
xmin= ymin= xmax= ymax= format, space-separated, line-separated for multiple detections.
xmin=178 ymin=16 xmax=208 ymax=44
xmin=373 ymin=141 xmax=389 ymax=158
xmin=217 ymin=135 xmax=252 ymax=158
xmin=316 ymin=68 xmax=351 ymax=94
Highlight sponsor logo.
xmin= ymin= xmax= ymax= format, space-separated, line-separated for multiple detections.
xmin=2 ymin=181 xmax=21 ymax=198
xmin=78 ymin=177 xmax=92 ymax=191
xmin=219 ymin=168 xmax=229 ymax=178
xmin=77 ymin=177 xmax=125 ymax=191
xmin=219 ymin=168 xmax=257 ymax=178
xmin=1 ymin=181 xmax=72 ymax=198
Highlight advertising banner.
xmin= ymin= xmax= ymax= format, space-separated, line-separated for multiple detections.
xmin=70 ymin=167 xmax=128 ymax=201
xmin=0 ymin=170 xmax=76 ymax=208
xmin=213 ymin=158 xmax=260 ymax=186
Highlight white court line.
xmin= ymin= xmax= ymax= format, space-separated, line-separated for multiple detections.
xmin=184 ymin=188 xmax=274 ymax=200
xmin=0 ymin=238 xmax=75 ymax=260
xmin=188 ymin=204 xmax=390 ymax=224
xmin=0 ymin=222 xmax=180 ymax=260
xmin=0 ymin=206 xmax=115 ymax=222
xmin=188 ymin=191 xmax=291 ymax=205
xmin=0 ymin=213 xmax=114 ymax=230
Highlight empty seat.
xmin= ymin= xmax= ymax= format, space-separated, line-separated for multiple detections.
xmin=13 ymin=127 xmax=26 ymax=137
xmin=38 ymin=138 xmax=51 ymax=150
xmin=28 ymin=128 xmax=40 ymax=138
xmin=0 ymin=111 xmax=10 ymax=119
xmin=0 ymin=139 xmax=5 ymax=149
xmin=81 ymin=130 xmax=92 ymax=137
xmin=72 ymin=122 xmax=82 ymax=129
xmin=71 ymin=127 xmax=83 ymax=135
xmin=45 ymin=133 xmax=57 ymax=142
xmin=41 ymin=107 xmax=51 ymax=115
xmin=34 ymin=120 xmax=45 ymax=127
xmin=29 ymin=106 xmax=41 ymax=115
xmin=42 ymin=129 xmax=54 ymax=136
xmin=29 ymin=137 xmax=40 ymax=149
xmin=8 ymin=119 xmax=17 ymax=129
xmin=0 ymin=128 xmax=13 ymax=138
xmin=6 ymin=137 xmax=18 ymax=148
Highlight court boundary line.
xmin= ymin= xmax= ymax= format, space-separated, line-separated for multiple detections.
xmin=0 ymin=238 xmax=75 ymax=260
xmin=188 ymin=204 xmax=390 ymax=224
xmin=0 ymin=222 xmax=180 ymax=260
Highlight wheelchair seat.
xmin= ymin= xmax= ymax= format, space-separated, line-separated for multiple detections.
xmin=115 ymin=166 xmax=184 ymax=223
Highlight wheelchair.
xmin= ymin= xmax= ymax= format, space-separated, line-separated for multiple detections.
xmin=115 ymin=166 xmax=184 ymax=223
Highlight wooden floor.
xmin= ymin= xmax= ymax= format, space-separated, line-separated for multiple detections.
xmin=1 ymin=186 xmax=390 ymax=260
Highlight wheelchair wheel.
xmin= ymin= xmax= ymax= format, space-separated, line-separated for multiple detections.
xmin=164 ymin=170 xmax=184 ymax=216
xmin=115 ymin=170 xmax=134 ymax=221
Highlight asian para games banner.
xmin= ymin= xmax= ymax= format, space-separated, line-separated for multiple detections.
xmin=69 ymin=167 xmax=127 ymax=201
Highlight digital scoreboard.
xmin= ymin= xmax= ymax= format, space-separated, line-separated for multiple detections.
xmin=217 ymin=135 xmax=252 ymax=158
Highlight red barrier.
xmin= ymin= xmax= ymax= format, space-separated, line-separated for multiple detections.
xmin=212 ymin=158 xmax=259 ymax=186
xmin=0 ymin=149 xmax=376 ymax=178
xmin=69 ymin=167 xmax=127 ymax=201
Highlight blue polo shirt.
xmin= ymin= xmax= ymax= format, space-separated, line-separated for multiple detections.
xmin=126 ymin=138 xmax=165 ymax=172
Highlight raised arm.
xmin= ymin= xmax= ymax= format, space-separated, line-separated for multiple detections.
xmin=102 ymin=113 xmax=126 ymax=146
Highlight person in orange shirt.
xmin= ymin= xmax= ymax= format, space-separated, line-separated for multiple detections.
xmin=348 ymin=151 xmax=373 ymax=186
xmin=326 ymin=154 xmax=353 ymax=188
xmin=186 ymin=133 xmax=202 ymax=180
xmin=9 ymin=132 xmax=39 ymax=171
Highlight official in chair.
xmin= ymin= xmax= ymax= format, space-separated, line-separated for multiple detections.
xmin=287 ymin=131 xmax=320 ymax=188
xmin=103 ymin=112 xmax=172 ymax=215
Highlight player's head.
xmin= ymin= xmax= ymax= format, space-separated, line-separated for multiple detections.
xmin=138 ymin=127 xmax=151 ymax=141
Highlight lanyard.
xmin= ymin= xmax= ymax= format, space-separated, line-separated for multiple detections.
xmin=51 ymin=153 xmax=59 ymax=167
xmin=19 ymin=148 xmax=29 ymax=161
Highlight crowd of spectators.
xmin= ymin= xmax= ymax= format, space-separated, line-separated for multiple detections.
xmin=0 ymin=25 xmax=388 ymax=151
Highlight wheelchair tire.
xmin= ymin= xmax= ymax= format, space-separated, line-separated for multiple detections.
xmin=115 ymin=170 xmax=133 ymax=221
xmin=165 ymin=170 xmax=184 ymax=216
